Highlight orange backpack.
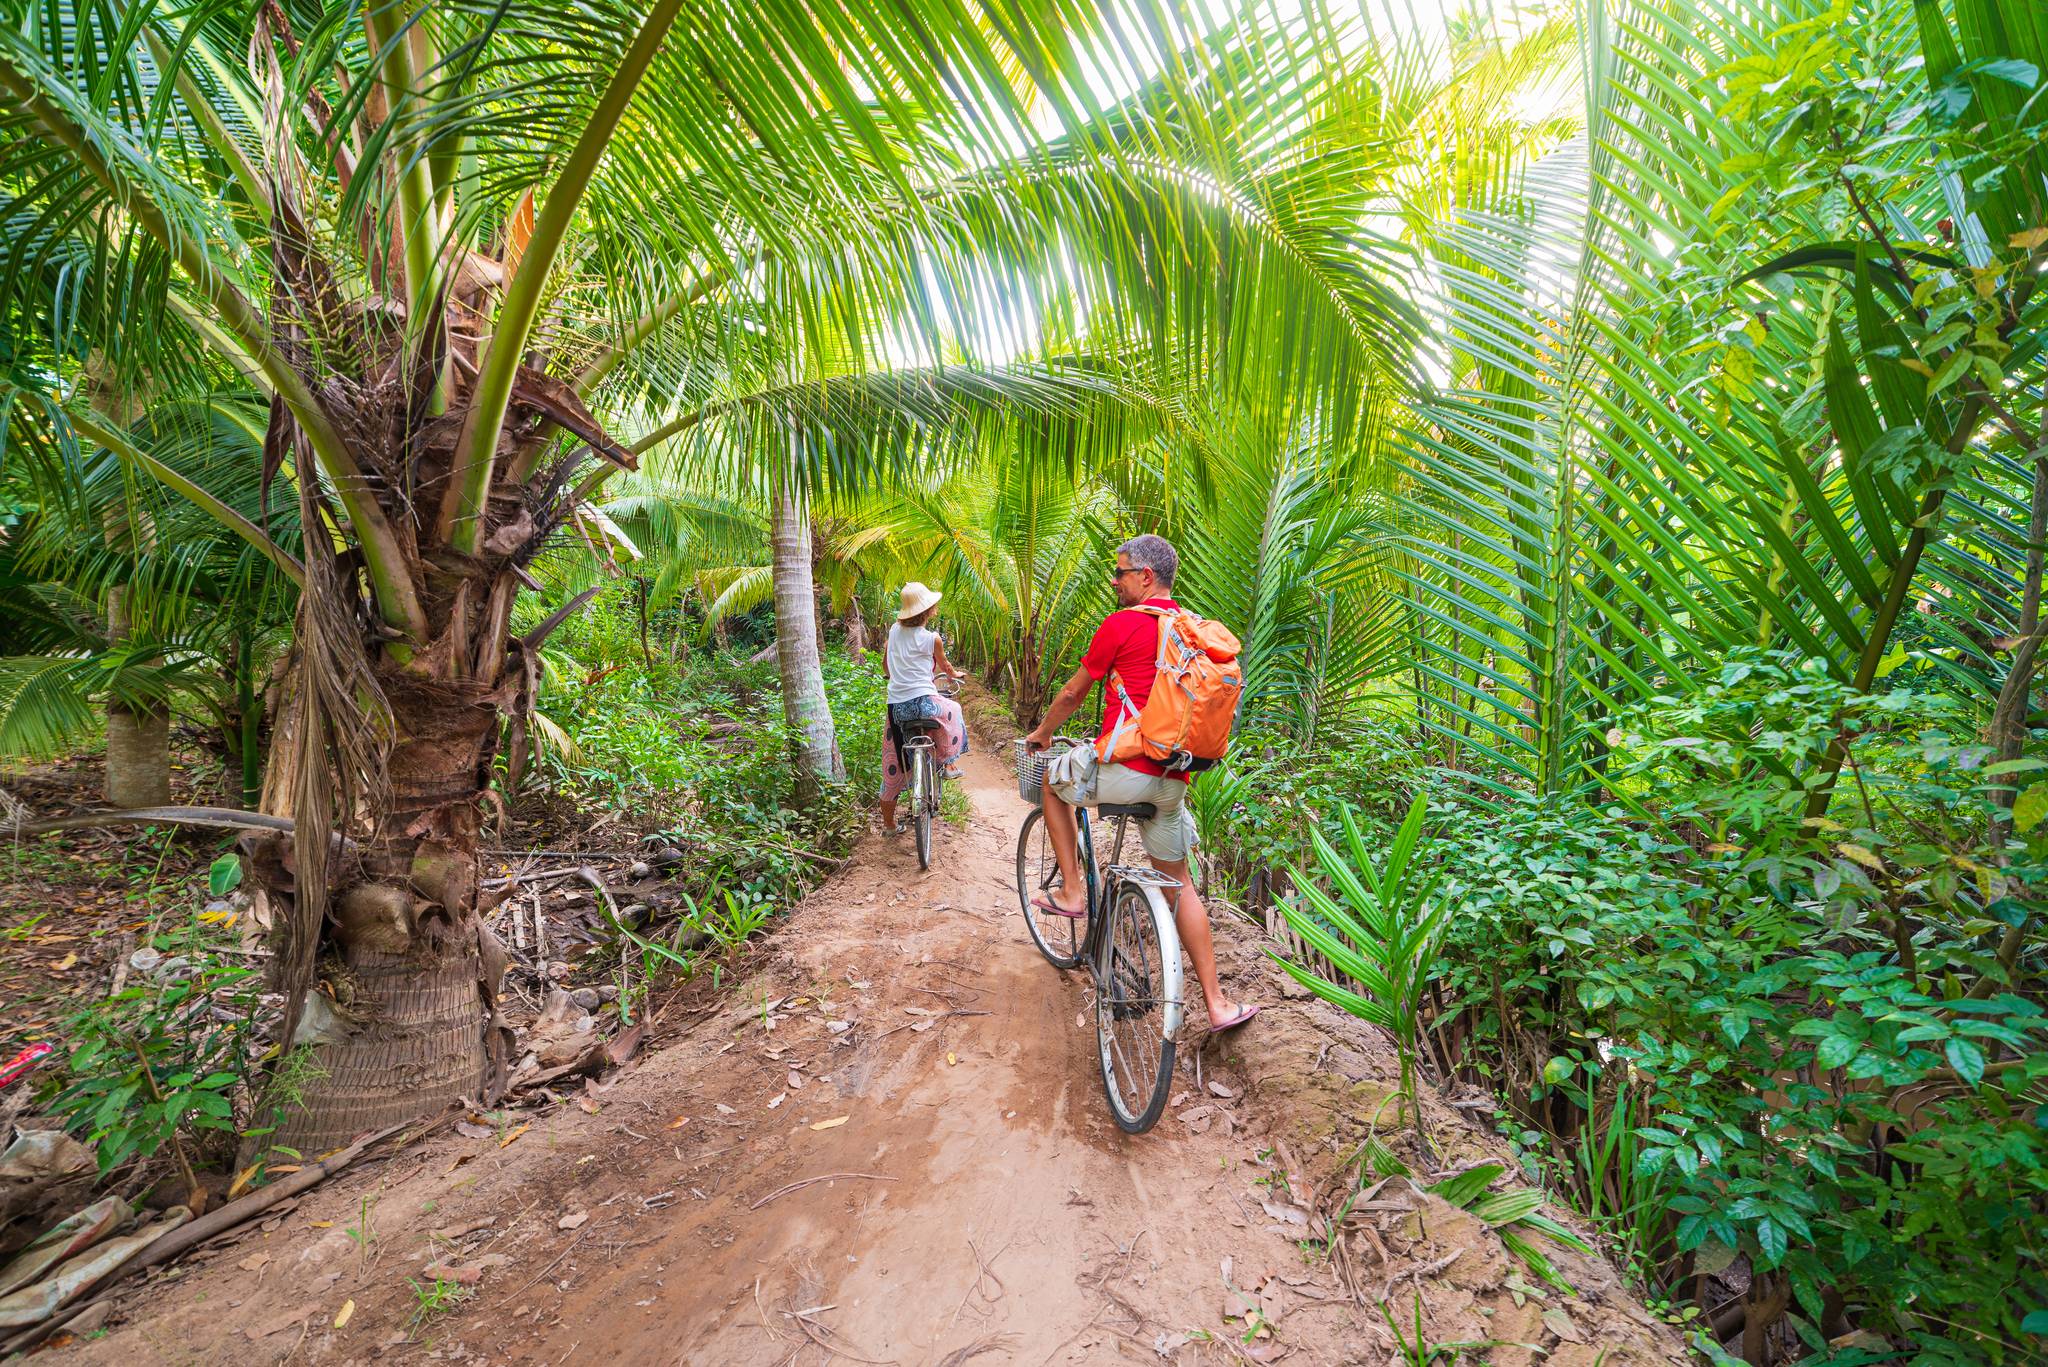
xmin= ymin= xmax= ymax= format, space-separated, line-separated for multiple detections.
xmin=1096 ymin=605 xmax=1244 ymax=773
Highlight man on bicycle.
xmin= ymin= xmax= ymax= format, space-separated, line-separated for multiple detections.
xmin=1021 ymin=534 xmax=1258 ymax=1034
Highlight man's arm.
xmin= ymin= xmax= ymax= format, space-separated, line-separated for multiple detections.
xmin=1023 ymin=665 xmax=1095 ymax=749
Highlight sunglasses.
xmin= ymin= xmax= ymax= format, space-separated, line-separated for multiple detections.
xmin=1110 ymin=565 xmax=1145 ymax=580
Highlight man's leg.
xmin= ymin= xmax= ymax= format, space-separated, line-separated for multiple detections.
xmin=1146 ymin=856 xmax=1242 ymax=1029
xmin=1039 ymin=768 xmax=1087 ymax=915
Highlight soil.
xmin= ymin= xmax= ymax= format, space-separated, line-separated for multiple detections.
xmin=1 ymin=748 xmax=225 ymax=1081
xmin=46 ymin=739 xmax=1690 ymax=1366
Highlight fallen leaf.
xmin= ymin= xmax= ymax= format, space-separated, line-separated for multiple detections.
xmin=237 ymin=1252 xmax=270 ymax=1272
xmin=53 ymin=953 xmax=76 ymax=972
xmin=333 ymin=1299 xmax=354 ymax=1329
xmin=558 ymin=1210 xmax=588 ymax=1231
xmin=1543 ymin=1308 xmax=1585 ymax=1342
xmin=455 ymin=1121 xmax=493 ymax=1140
xmin=910 ymin=1020 xmax=935 ymax=1033
xmin=666 ymin=1116 xmax=691 ymax=1130
xmin=787 ymin=1071 xmax=804 ymax=1089
xmin=715 ymin=1103 xmax=736 ymax=1115
xmin=498 ymin=1123 xmax=530 ymax=1148
xmin=767 ymin=1092 xmax=786 ymax=1110
xmin=1261 ymin=1200 xmax=1309 ymax=1226
xmin=1207 ymin=1080 xmax=1238 ymax=1099
xmin=903 ymin=1006 xmax=937 ymax=1016
xmin=605 ymin=1023 xmax=645 ymax=1066
xmin=309 ymin=1220 xmax=333 ymax=1229
xmin=810 ymin=1116 xmax=849 ymax=1131
xmin=576 ymin=1097 xmax=601 ymax=1115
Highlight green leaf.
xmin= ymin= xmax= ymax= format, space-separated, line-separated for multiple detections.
xmin=1428 ymin=1164 xmax=1506 ymax=1209
xmin=2013 ymin=782 xmax=2048 ymax=833
xmin=1945 ymin=1037 xmax=1986 ymax=1087
xmin=1755 ymin=1218 xmax=1787 ymax=1267
xmin=1816 ymin=1035 xmax=1861 ymax=1069
xmin=209 ymin=853 xmax=243 ymax=897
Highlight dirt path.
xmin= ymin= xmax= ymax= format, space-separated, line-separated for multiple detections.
xmin=66 ymin=743 xmax=1687 ymax=1366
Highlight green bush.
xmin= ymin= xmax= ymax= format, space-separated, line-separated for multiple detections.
xmin=1192 ymin=709 xmax=1427 ymax=901
xmin=49 ymin=914 xmax=262 ymax=1176
xmin=1424 ymin=655 xmax=2048 ymax=1361
xmin=527 ymin=643 xmax=888 ymax=911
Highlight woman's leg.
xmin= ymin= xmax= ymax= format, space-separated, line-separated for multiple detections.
xmin=879 ymin=718 xmax=908 ymax=829
xmin=936 ymin=698 xmax=967 ymax=772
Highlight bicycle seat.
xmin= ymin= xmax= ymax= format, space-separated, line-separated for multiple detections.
xmin=1096 ymin=802 xmax=1157 ymax=820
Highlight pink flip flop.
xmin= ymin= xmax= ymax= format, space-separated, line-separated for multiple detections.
xmin=1029 ymin=892 xmax=1087 ymax=920
xmin=1209 ymin=1004 xmax=1261 ymax=1034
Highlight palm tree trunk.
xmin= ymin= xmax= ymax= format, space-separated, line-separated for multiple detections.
xmin=102 ymin=582 xmax=171 ymax=808
xmin=105 ymin=700 xmax=172 ymax=808
xmin=770 ymin=478 xmax=843 ymax=803
xmin=261 ymin=621 xmax=509 ymax=1157
xmin=845 ymin=595 xmax=868 ymax=659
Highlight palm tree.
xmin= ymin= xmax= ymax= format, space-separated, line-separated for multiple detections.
xmin=2 ymin=397 xmax=297 ymax=808
xmin=1383 ymin=0 xmax=2042 ymax=813
xmin=3 ymin=3 xmax=1415 ymax=1147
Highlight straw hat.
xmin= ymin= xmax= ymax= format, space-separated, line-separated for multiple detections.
xmin=896 ymin=581 xmax=943 ymax=620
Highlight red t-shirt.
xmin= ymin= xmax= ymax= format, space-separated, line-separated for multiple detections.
xmin=1081 ymin=597 xmax=1188 ymax=782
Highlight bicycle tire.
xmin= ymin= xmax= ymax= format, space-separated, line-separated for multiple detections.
xmin=1096 ymin=882 xmax=1179 ymax=1134
xmin=914 ymin=751 xmax=934 ymax=871
xmin=1015 ymin=808 xmax=1083 ymax=970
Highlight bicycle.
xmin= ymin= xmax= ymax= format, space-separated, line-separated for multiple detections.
xmin=896 ymin=673 xmax=962 ymax=872
xmin=1013 ymin=737 xmax=1185 ymax=1133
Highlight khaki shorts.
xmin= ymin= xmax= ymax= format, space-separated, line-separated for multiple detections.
xmin=1046 ymin=749 xmax=1198 ymax=863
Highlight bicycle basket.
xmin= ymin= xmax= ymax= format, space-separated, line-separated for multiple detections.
xmin=1014 ymin=739 xmax=1050 ymax=805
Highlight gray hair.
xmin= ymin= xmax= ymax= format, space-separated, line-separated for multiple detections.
xmin=1117 ymin=533 xmax=1178 ymax=588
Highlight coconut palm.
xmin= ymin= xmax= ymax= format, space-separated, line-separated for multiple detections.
xmin=1 ymin=396 xmax=298 ymax=807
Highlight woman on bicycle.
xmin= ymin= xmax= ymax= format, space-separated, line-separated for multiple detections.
xmin=879 ymin=581 xmax=968 ymax=835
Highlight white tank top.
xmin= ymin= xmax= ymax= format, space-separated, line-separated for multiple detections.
xmin=885 ymin=623 xmax=938 ymax=704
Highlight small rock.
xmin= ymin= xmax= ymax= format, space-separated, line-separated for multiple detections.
xmin=627 ymin=861 xmax=652 ymax=879
xmin=422 ymin=1262 xmax=483 ymax=1286
xmin=596 ymin=985 xmax=619 ymax=1003
xmin=557 ymin=1210 xmax=588 ymax=1231
xmin=569 ymin=988 xmax=601 ymax=1011
xmin=1207 ymin=1080 xmax=1238 ymax=1099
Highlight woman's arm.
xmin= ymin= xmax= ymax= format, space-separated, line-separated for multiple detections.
xmin=932 ymin=635 xmax=961 ymax=681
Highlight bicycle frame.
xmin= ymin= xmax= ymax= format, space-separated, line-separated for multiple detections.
xmin=1072 ymin=809 xmax=1186 ymax=1041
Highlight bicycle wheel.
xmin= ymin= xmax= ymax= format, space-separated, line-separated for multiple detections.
xmin=1015 ymin=808 xmax=1083 ymax=969
xmin=1096 ymin=882 xmax=1180 ymax=1134
xmin=914 ymin=750 xmax=935 ymax=871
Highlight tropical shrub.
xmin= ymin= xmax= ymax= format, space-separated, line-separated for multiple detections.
xmin=1420 ymin=658 xmax=2048 ymax=1361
